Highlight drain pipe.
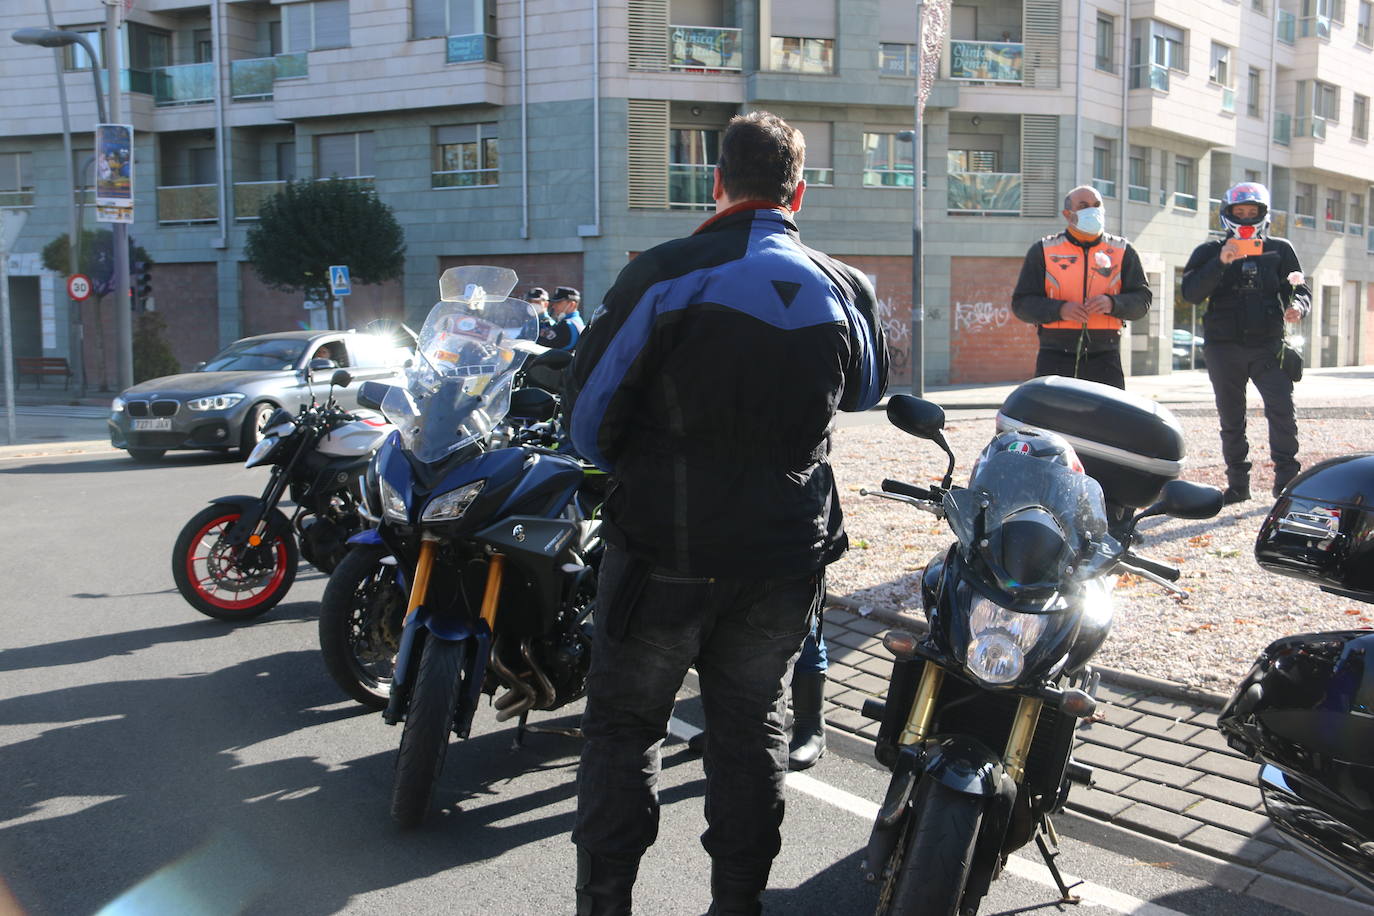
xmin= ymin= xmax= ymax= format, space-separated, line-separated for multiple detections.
xmin=1119 ymin=0 xmax=1129 ymax=236
xmin=577 ymin=0 xmax=601 ymax=238
xmin=212 ymin=0 xmax=229 ymax=248
xmin=1075 ymin=0 xmax=1085 ymax=183
xmin=520 ymin=0 xmax=529 ymax=240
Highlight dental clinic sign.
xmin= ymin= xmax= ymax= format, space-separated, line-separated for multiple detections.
xmin=949 ymin=41 xmax=1023 ymax=83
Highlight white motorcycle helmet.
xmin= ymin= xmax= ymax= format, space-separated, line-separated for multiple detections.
xmin=1220 ymin=182 xmax=1272 ymax=238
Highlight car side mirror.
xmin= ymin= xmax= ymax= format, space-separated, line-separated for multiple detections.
xmin=309 ymin=358 xmax=337 ymax=370
xmin=356 ymin=380 xmax=393 ymax=411
xmin=194 ymin=361 xmax=207 ymax=371
xmin=331 ymin=369 xmax=353 ymax=389
xmin=1137 ymin=480 xmax=1225 ymax=522
xmin=509 ymin=387 xmax=557 ymax=422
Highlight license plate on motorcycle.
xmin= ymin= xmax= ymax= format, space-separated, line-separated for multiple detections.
xmin=132 ymin=418 xmax=172 ymax=431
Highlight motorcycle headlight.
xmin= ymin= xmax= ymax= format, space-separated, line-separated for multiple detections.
xmin=187 ymin=392 xmax=246 ymax=411
xmin=111 ymin=396 xmax=126 ymax=413
xmin=966 ymin=596 xmax=1049 ymax=685
xmin=421 ymin=480 xmax=485 ymax=522
xmin=244 ymin=436 xmax=280 ymax=469
xmin=380 ymin=476 xmax=409 ymax=522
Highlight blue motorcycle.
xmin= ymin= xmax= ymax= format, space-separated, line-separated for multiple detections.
xmin=317 ymin=266 xmax=600 ymax=828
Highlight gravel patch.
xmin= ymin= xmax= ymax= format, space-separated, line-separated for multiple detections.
xmin=827 ymin=406 xmax=1374 ymax=694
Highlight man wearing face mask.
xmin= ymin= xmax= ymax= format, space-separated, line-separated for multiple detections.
xmin=1011 ymin=185 xmax=1152 ymax=388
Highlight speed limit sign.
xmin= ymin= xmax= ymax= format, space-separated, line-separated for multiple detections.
xmin=67 ymin=274 xmax=92 ymax=301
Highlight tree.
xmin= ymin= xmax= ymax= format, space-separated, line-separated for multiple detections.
xmin=244 ymin=178 xmax=407 ymax=328
xmin=133 ymin=311 xmax=181 ymax=383
xmin=42 ymin=229 xmax=152 ymax=391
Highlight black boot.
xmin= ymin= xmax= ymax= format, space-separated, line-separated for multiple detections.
xmin=707 ymin=858 xmax=770 ymax=915
xmin=787 ymin=670 xmax=827 ymax=771
xmin=575 ymin=847 xmax=638 ymax=916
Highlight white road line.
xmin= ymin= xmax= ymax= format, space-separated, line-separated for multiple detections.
xmin=667 ymin=716 xmax=1189 ymax=916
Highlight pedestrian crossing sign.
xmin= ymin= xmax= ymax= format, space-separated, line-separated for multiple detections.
xmin=329 ymin=265 xmax=351 ymax=296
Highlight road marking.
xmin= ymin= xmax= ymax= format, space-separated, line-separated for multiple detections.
xmin=667 ymin=716 xmax=1189 ymax=916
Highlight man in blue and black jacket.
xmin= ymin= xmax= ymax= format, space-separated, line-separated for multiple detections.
xmin=566 ymin=110 xmax=887 ymax=915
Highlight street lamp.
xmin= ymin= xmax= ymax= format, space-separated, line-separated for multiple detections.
xmin=12 ymin=28 xmax=107 ymax=123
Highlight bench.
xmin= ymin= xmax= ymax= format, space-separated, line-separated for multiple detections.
xmin=16 ymin=356 xmax=73 ymax=389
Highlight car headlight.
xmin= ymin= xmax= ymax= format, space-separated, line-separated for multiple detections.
xmin=380 ymin=476 xmax=409 ymax=522
xmin=187 ymin=392 xmax=246 ymax=411
xmin=966 ymin=596 xmax=1049 ymax=685
xmin=421 ymin=480 xmax=485 ymax=522
xmin=111 ymin=396 xmax=126 ymax=413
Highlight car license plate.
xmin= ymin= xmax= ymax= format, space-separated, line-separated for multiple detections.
xmin=132 ymin=418 xmax=172 ymax=431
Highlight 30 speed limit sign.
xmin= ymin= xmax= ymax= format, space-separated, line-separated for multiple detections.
xmin=67 ymin=274 xmax=92 ymax=301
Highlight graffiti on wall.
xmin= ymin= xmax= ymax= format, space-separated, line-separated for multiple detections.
xmin=953 ymin=300 xmax=1012 ymax=334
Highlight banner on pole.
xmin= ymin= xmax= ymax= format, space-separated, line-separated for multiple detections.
xmin=918 ymin=0 xmax=952 ymax=118
xmin=95 ymin=124 xmax=134 ymax=213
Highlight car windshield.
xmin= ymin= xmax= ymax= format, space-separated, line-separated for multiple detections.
xmin=380 ymin=266 xmax=540 ymax=464
xmin=201 ymin=338 xmax=308 ymax=372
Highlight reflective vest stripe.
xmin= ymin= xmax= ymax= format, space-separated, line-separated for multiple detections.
xmin=1040 ymin=233 xmax=1125 ymax=330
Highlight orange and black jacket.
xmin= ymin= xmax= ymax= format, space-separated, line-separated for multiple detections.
xmin=1011 ymin=230 xmax=1152 ymax=354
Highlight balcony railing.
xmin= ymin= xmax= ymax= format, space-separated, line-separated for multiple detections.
xmin=152 ymin=62 xmax=214 ymax=106
xmin=157 ymin=183 xmax=218 ymax=224
xmin=668 ymin=163 xmax=714 ymax=209
xmin=230 ymin=53 xmax=308 ymax=100
xmin=803 ymin=167 xmax=833 ymax=186
xmin=446 ymin=33 xmax=496 ymax=64
xmin=97 ymin=68 xmax=154 ymax=96
xmin=948 ymin=40 xmax=1024 ymax=83
xmin=669 ymin=25 xmax=742 ymax=71
xmin=233 ymin=180 xmax=286 ymax=220
xmin=1174 ymin=191 xmax=1199 ymax=210
xmin=1221 ymin=87 xmax=1236 ymax=113
xmin=1294 ymin=211 xmax=1317 ymax=228
xmin=1130 ymin=63 xmax=1170 ymax=91
xmin=0 ymin=190 xmax=34 ymax=207
xmin=1127 ymin=183 xmax=1150 ymax=203
xmin=1209 ymin=198 xmax=1223 ymax=233
xmin=1368 ymin=227 xmax=1374 ymax=253
xmin=948 ymin=171 xmax=1022 ymax=215
xmin=1299 ymin=14 xmax=1332 ymax=37
xmin=1295 ymin=115 xmax=1328 ymax=139
xmin=1326 ymin=214 xmax=1345 ymax=232
xmin=1271 ymin=209 xmax=1289 ymax=236
xmin=1274 ymin=111 xmax=1293 ymax=145
xmin=1349 ymin=220 xmax=1365 ymax=237
xmin=1278 ymin=10 xmax=1297 ymax=43
xmin=863 ymin=167 xmax=915 ymax=188
xmin=432 ymin=168 xmax=499 ymax=188
xmin=1091 ymin=177 xmax=1117 ymax=199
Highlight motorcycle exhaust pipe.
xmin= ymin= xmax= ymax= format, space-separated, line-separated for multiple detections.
xmin=520 ymin=638 xmax=558 ymax=710
xmin=488 ymin=638 xmax=538 ymax=720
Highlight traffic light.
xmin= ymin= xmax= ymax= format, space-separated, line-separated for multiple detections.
xmin=133 ymin=261 xmax=153 ymax=308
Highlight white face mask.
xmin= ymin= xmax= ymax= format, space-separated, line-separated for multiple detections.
xmin=1073 ymin=205 xmax=1105 ymax=236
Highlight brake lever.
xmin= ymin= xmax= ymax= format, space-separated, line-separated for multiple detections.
xmin=858 ymin=488 xmax=945 ymax=517
xmin=1117 ymin=562 xmax=1190 ymax=598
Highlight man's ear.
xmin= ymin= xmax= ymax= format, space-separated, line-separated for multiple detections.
xmin=712 ymin=167 xmax=724 ymax=201
xmin=789 ymin=178 xmax=807 ymax=213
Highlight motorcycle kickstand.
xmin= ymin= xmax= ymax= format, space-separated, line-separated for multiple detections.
xmin=512 ymin=710 xmax=530 ymax=750
xmin=1034 ymin=816 xmax=1082 ymax=905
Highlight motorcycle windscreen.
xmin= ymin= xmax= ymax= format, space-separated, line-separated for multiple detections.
xmin=384 ymin=267 xmax=542 ymax=464
xmin=945 ymin=449 xmax=1116 ymax=597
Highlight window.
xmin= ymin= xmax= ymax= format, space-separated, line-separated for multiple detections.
xmin=1154 ymin=22 xmax=1186 ymax=70
xmin=769 ymin=0 xmax=836 ymax=73
xmin=1128 ymin=145 xmax=1150 ymax=202
xmin=1295 ymin=181 xmax=1316 ymax=227
xmin=1333 ymin=0 xmax=1347 ymax=23
xmin=1209 ymin=42 xmax=1230 ymax=86
xmin=769 ymin=36 xmax=834 ymax=73
xmin=862 ymin=132 xmax=915 ymax=187
xmin=276 ymin=142 xmax=296 ymax=181
xmin=1129 ymin=20 xmax=1186 ymax=90
xmin=62 ymin=28 xmax=105 ymax=70
xmin=433 ymin=123 xmax=498 ymax=187
xmin=1253 ymin=0 xmax=1267 ymax=11
xmin=1349 ymin=193 xmax=1365 ymax=231
xmin=412 ymin=0 xmax=494 ymax=40
xmin=1360 ymin=0 xmax=1373 ymax=44
xmin=285 ymin=0 xmax=350 ymax=52
xmin=669 ymin=127 xmax=718 ymax=209
xmin=0 ymin=152 xmax=33 ymax=207
xmin=1356 ymin=94 xmax=1370 ymax=139
xmin=1174 ymin=155 xmax=1197 ymax=209
xmin=879 ymin=42 xmax=914 ymax=75
xmin=791 ymin=121 xmax=833 ymax=185
xmin=948 ymin=150 xmax=999 ymax=171
xmin=1301 ymin=0 xmax=1335 ymax=36
xmin=193 ymin=28 xmax=213 ymax=63
xmin=189 ymin=148 xmax=216 ymax=185
xmin=1314 ymin=80 xmax=1340 ymax=120
xmin=1245 ymin=169 xmax=1263 ymax=182
xmin=1092 ymin=137 xmax=1117 ymax=198
xmin=1247 ymin=67 xmax=1262 ymax=117
xmin=1095 ymin=15 xmax=1115 ymax=72
xmin=1326 ymin=189 xmax=1345 ymax=231
xmin=315 ymin=131 xmax=374 ymax=178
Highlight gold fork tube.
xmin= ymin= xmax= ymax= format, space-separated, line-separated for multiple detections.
xmin=1003 ymin=697 xmax=1044 ymax=783
xmin=897 ymin=663 xmax=945 ymax=746
xmin=403 ymin=537 xmax=439 ymax=625
xmin=479 ymin=554 xmax=506 ymax=631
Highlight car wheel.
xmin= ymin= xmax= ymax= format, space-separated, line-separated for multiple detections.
xmin=239 ymin=402 xmax=276 ymax=455
xmin=127 ymin=448 xmax=166 ymax=463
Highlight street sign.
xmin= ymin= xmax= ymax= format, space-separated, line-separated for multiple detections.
xmin=67 ymin=274 xmax=92 ymax=301
xmin=329 ymin=265 xmax=352 ymax=296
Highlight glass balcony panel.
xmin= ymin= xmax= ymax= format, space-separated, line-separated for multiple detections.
xmin=275 ymin=52 xmax=307 ymax=79
xmin=1270 ymin=209 xmax=1289 ymax=236
xmin=1326 ymin=216 xmax=1345 ymax=232
xmin=152 ymin=62 xmax=214 ymax=106
xmin=157 ymin=183 xmax=218 ymax=223
xmin=668 ymin=26 xmax=742 ymax=71
xmin=1295 ymin=116 xmax=1328 ymax=138
xmin=431 ymin=169 xmax=498 ymax=188
xmin=1368 ymin=227 xmax=1374 ymax=253
xmin=863 ymin=167 xmax=915 ymax=188
xmin=0 ymin=190 xmax=34 ymax=207
xmin=98 ymin=69 xmax=153 ymax=95
xmin=1299 ymin=14 xmax=1332 ymax=36
xmin=1294 ymin=212 xmax=1317 ymax=228
xmin=233 ymin=180 xmax=286 ymax=220
xmin=1273 ymin=112 xmax=1292 ymax=144
xmin=1174 ymin=192 xmax=1199 ymax=210
xmin=1131 ymin=63 xmax=1170 ymax=90
xmin=1348 ymin=222 xmax=1364 ymax=236
xmin=1221 ymin=87 xmax=1236 ymax=112
xmin=803 ymin=167 xmax=833 ymax=186
xmin=1278 ymin=10 xmax=1297 ymax=42
xmin=1128 ymin=184 xmax=1150 ymax=203
xmin=948 ymin=171 xmax=1022 ymax=215
xmin=446 ymin=33 xmax=495 ymax=64
xmin=1209 ymin=198 xmax=1223 ymax=232
xmin=668 ymin=163 xmax=714 ymax=208
xmin=948 ymin=40 xmax=1024 ymax=82
xmin=231 ymin=58 xmax=276 ymax=99
xmin=1091 ymin=178 xmax=1116 ymax=198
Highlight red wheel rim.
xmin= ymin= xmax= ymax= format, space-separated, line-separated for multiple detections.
xmin=184 ymin=512 xmax=290 ymax=611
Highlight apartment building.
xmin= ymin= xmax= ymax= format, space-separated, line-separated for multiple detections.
xmin=2 ymin=0 xmax=1371 ymax=389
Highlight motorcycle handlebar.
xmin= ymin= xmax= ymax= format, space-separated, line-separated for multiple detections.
xmin=882 ymin=479 xmax=935 ymax=501
xmin=1121 ymin=551 xmax=1181 ymax=582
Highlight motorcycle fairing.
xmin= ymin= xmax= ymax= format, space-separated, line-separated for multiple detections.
xmin=1259 ymin=763 xmax=1374 ymax=894
xmin=347 ymin=528 xmax=386 ymax=546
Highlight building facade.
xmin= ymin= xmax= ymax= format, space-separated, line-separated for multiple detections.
xmin=2 ymin=0 xmax=1371 ymax=390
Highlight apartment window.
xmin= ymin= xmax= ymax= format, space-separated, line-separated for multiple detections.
xmin=1247 ymin=67 xmax=1262 ymax=117
xmin=791 ymin=121 xmax=834 ymax=185
xmin=1096 ymin=15 xmax=1116 ymax=72
xmin=862 ymin=132 xmax=915 ymax=188
xmin=412 ymin=0 xmax=494 ymax=40
xmin=1333 ymin=0 xmax=1347 ymax=22
xmin=1130 ymin=20 xmax=1186 ymax=90
xmin=276 ymin=142 xmax=297 ymax=181
xmin=1092 ymin=137 xmax=1117 ymax=198
xmin=669 ymin=127 xmax=719 ymax=209
xmin=770 ymin=0 xmax=835 ymax=74
xmin=1253 ymin=0 xmax=1267 ymax=11
xmin=1301 ymin=0 xmax=1336 ymax=35
xmin=433 ymin=123 xmax=498 ymax=188
xmin=1174 ymin=155 xmax=1197 ymax=209
xmin=1360 ymin=0 xmax=1372 ymax=44
xmin=769 ymin=36 xmax=834 ymax=73
xmin=189 ymin=148 xmax=216 ymax=185
xmin=1326 ymin=189 xmax=1345 ymax=231
xmin=1295 ymin=181 xmax=1316 ymax=227
xmin=1315 ymin=81 xmax=1340 ymax=120
xmin=1128 ymin=145 xmax=1150 ymax=202
xmin=285 ymin=0 xmax=350 ymax=52
xmin=1209 ymin=43 xmax=1231 ymax=86
xmin=1356 ymin=95 xmax=1371 ymax=139
xmin=315 ymin=131 xmax=374 ymax=178
xmin=62 ymin=28 xmax=105 ymax=70
xmin=0 ymin=152 xmax=33 ymax=207
xmin=948 ymin=150 xmax=1000 ymax=171
xmin=879 ymin=43 xmax=914 ymax=75
xmin=1245 ymin=169 xmax=1263 ymax=182
xmin=1350 ymin=193 xmax=1365 ymax=231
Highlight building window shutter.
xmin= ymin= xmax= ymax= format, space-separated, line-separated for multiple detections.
xmin=772 ymin=0 xmax=837 ymax=38
xmin=1022 ymin=0 xmax=1060 ymax=88
xmin=627 ymin=99 xmax=669 ymax=209
xmin=1020 ymin=114 xmax=1059 ymax=217
xmin=628 ymin=0 xmax=669 ymax=71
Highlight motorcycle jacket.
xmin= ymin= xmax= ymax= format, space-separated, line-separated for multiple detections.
xmin=1011 ymin=231 xmax=1151 ymax=353
xmin=1180 ymin=234 xmax=1311 ymax=345
xmin=565 ymin=204 xmax=889 ymax=578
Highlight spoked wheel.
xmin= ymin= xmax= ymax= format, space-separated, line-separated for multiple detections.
xmin=391 ymin=636 xmax=467 ymax=828
xmin=319 ymin=545 xmax=405 ymax=709
xmin=880 ymin=780 xmax=984 ymax=916
xmin=172 ymin=504 xmax=299 ymax=621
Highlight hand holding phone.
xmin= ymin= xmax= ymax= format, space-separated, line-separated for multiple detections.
xmin=1234 ymin=237 xmax=1263 ymax=257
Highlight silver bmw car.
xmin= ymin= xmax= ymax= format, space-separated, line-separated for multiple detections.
xmin=108 ymin=328 xmax=411 ymax=462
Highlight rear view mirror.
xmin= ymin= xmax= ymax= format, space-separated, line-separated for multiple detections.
xmin=357 ymin=380 xmax=394 ymax=411
xmin=309 ymin=358 xmax=336 ymax=371
xmin=887 ymin=395 xmax=946 ymax=440
xmin=331 ymin=369 xmax=353 ymax=389
xmin=1140 ymin=480 xmax=1225 ymax=521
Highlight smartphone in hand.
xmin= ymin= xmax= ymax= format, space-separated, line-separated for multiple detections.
xmin=1234 ymin=238 xmax=1264 ymax=257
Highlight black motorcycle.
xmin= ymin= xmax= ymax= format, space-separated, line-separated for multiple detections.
xmin=1218 ymin=453 xmax=1374 ymax=896
xmin=172 ymin=369 xmax=391 ymax=621
xmin=859 ymin=389 xmax=1223 ymax=915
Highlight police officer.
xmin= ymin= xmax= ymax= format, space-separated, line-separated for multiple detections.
xmin=1182 ymin=182 xmax=1311 ymax=504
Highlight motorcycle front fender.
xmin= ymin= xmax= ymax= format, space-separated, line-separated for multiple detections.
xmin=385 ymin=609 xmax=492 ymax=729
xmin=924 ymin=736 xmax=1010 ymax=797
xmin=346 ymin=527 xmax=386 ymax=547
xmin=210 ymin=495 xmax=292 ymax=543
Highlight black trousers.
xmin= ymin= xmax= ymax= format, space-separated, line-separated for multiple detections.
xmin=1034 ymin=347 xmax=1125 ymax=389
xmin=1203 ymin=341 xmax=1300 ymax=488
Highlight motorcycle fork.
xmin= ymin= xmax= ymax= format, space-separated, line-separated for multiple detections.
xmin=1003 ymin=696 xmax=1082 ymax=904
xmin=897 ymin=662 xmax=945 ymax=746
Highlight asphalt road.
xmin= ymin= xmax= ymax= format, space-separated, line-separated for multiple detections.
xmin=0 ymin=448 xmax=1306 ymax=915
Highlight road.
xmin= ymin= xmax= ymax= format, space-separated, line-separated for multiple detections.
xmin=0 ymin=448 xmax=1307 ymax=915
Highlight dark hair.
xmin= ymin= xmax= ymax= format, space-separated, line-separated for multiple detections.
xmin=716 ymin=111 xmax=805 ymax=206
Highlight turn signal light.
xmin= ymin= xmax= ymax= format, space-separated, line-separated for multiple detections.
xmin=882 ymin=630 xmax=920 ymax=659
xmin=1060 ymin=688 xmax=1097 ymax=719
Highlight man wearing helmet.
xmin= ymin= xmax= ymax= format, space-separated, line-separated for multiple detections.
xmin=1182 ymin=182 xmax=1311 ymax=503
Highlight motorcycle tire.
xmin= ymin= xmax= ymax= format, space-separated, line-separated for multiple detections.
xmin=172 ymin=504 xmax=299 ymax=622
xmin=319 ymin=544 xmax=404 ymax=709
xmin=391 ymin=636 xmax=467 ymax=829
xmin=881 ymin=780 xmax=984 ymax=916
